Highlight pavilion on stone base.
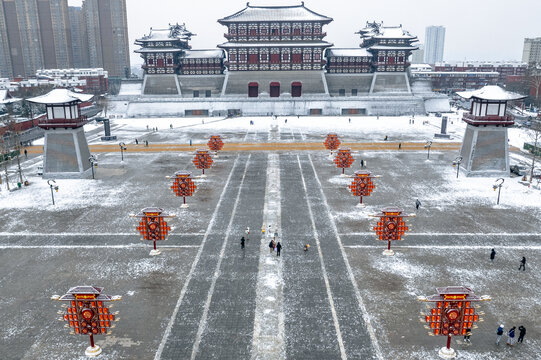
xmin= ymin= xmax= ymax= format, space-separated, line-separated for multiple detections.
xmin=457 ymin=85 xmax=526 ymax=177
xmin=27 ymin=89 xmax=94 ymax=179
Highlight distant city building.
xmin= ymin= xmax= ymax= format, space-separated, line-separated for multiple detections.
xmin=522 ymin=37 xmax=541 ymax=65
xmin=411 ymin=44 xmax=425 ymax=64
xmin=68 ymin=6 xmax=89 ymax=68
xmin=424 ymin=26 xmax=445 ymax=64
xmin=410 ymin=61 xmax=527 ymax=93
xmin=435 ymin=61 xmax=527 ymax=83
xmin=0 ymin=0 xmax=73 ymax=78
xmin=82 ymin=0 xmax=130 ymax=78
xmin=36 ymin=68 xmax=109 ymax=94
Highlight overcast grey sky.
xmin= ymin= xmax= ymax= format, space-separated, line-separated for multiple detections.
xmin=70 ymin=0 xmax=541 ymax=66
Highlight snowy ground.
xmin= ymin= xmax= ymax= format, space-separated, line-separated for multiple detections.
xmin=1 ymin=114 xmax=540 ymax=359
xmin=80 ymin=113 xmax=465 ymax=146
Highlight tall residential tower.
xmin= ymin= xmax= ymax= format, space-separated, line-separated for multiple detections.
xmin=82 ymin=0 xmax=130 ymax=78
xmin=424 ymin=26 xmax=445 ymax=65
xmin=0 ymin=0 xmax=73 ymax=78
xmin=522 ymin=37 xmax=541 ymax=65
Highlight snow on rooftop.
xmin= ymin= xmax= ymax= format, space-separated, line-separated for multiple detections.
xmin=375 ymin=26 xmax=416 ymax=39
xmin=183 ymin=50 xmax=224 ymax=59
xmin=219 ymin=3 xmax=332 ymax=23
xmin=26 ymin=88 xmax=93 ymax=104
xmin=326 ymin=48 xmax=371 ymax=57
xmin=118 ymin=82 xmax=142 ymax=96
xmin=457 ymin=85 xmax=527 ymax=101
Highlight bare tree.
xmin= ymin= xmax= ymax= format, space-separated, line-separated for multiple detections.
xmin=526 ymin=119 xmax=541 ymax=182
xmin=525 ymin=64 xmax=541 ymax=110
xmin=96 ymin=94 xmax=109 ymax=117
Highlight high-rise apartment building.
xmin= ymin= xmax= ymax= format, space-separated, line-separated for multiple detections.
xmin=82 ymin=0 xmax=130 ymax=78
xmin=522 ymin=37 xmax=541 ymax=65
xmin=0 ymin=0 xmax=72 ymax=78
xmin=68 ymin=6 xmax=89 ymax=69
xmin=424 ymin=26 xmax=445 ymax=65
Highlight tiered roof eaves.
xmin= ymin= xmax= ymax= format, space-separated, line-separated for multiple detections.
xmin=218 ymin=2 xmax=333 ymax=24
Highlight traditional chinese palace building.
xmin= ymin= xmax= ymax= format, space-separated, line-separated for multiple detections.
xmin=121 ymin=2 xmax=447 ymax=117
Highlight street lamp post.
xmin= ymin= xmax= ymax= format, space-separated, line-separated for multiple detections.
xmin=88 ymin=155 xmax=97 ymax=180
xmin=453 ymin=156 xmax=463 ymax=178
xmin=47 ymin=179 xmax=58 ymax=205
xmin=119 ymin=142 xmax=127 ymax=162
xmin=424 ymin=140 xmax=433 ymax=160
xmin=493 ymin=178 xmax=504 ymax=205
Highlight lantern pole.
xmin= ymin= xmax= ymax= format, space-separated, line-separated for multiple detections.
xmin=453 ymin=156 xmax=462 ymax=178
xmin=493 ymin=178 xmax=504 ymax=205
xmin=47 ymin=179 xmax=58 ymax=205
xmin=90 ymin=333 xmax=95 ymax=348
xmin=425 ymin=140 xmax=432 ymax=160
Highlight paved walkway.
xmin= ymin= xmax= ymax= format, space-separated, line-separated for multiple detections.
xmin=24 ymin=141 xmax=463 ymax=154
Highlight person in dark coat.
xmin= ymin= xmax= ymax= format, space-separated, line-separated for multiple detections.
xmin=276 ymin=242 xmax=282 ymax=256
xmin=519 ymin=256 xmax=526 ymax=271
xmin=24 ymin=148 xmax=28 ymax=158
xmin=360 ymin=159 xmax=364 ymax=168
xmin=135 ymin=138 xmax=139 ymax=145
xmin=398 ymin=143 xmax=402 ymax=150
xmin=415 ymin=199 xmax=421 ymax=210
xmin=507 ymin=326 xmax=516 ymax=346
xmin=517 ymin=326 xmax=526 ymax=343
xmin=463 ymin=328 xmax=472 ymax=343
xmin=241 ymin=236 xmax=245 ymax=249
xmin=490 ymin=249 xmax=496 ymax=263
xmin=268 ymin=240 xmax=274 ymax=254
xmin=496 ymin=324 xmax=504 ymax=345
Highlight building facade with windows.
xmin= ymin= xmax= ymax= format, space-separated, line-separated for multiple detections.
xmin=0 ymin=0 xmax=73 ymax=78
xmin=123 ymin=2 xmax=447 ymax=117
xmin=522 ymin=37 xmax=541 ymax=65
xmin=424 ymin=26 xmax=445 ymax=65
xmin=82 ymin=0 xmax=130 ymax=78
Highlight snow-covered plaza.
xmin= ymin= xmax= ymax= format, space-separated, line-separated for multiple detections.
xmin=1 ymin=113 xmax=540 ymax=359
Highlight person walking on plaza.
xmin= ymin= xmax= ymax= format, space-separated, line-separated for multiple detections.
xmin=276 ymin=242 xmax=282 ymax=256
xmin=398 ymin=142 xmax=402 ymax=150
xmin=360 ymin=159 xmax=364 ymax=168
xmin=145 ymin=140 xmax=149 ymax=147
xmin=241 ymin=236 xmax=245 ymax=249
xmin=490 ymin=248 xmax=496 ymax=263
xmin=245 ymin=227 xmax=250 ymax=241
xmin=268 ymin=240 xmax=274 ymax=254
xmin=519 ymin=256 xmax=526 ymax=271
xmin=415 ymin=199 xmax=421 ymax=210
xmin=135 ymin=138 xmax=139 ymax=145
xmin=496 ymin=324 xmax=504 ymax=345
xmin=24 ymin=148 xmax=28 ymax=159
xmin=507 ymin=326 xmax=516 ymax=346
xmin=517 ymin=326 xmax=526 ymax=343
xmin=463 ymin=328 xmax=472 ymax=343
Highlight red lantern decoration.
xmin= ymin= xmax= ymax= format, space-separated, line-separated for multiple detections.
xmin=418 ymin=286 xmax=491 ymax=359
xmin=192 ymin=149 xmax=213 ymax=175
xmin=51 ymin=286 xmax=121 ymax=357
xmin=372 ymin=207 xmax=413 ymax=255
xmin=207 ymin=135 xmax=224 ymax=155
xmin=170 ymin=171 xmax=197 ymax=207
xmin=131 ymin=207 xmax=175 ymax=256
xmin=324 ymin=133 xmax=341 ymax=156
xmin=334 ymin=148 xmax=354 ymax=174
xmin=349 ymin=170 xmax=376 ymax=204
